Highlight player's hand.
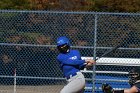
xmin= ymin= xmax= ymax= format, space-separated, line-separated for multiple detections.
xmin=102 ymin=83 xmax=114 ymax=93
xmin=85 ymin=59 xmax=96 ymax=67
xmin=85 ymin=59 xmax=96 ymax=64
xmin=86 ymin=63 xmax=93 ymax=67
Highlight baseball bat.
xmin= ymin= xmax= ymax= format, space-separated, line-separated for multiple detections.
xmin=95 ymin=32 xmax=131 ymax=61
xmin=95 ymin=44 xmax=121 ymax=61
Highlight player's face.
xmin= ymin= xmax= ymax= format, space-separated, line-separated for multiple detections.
xmin=129 ymin=69 xmax=140 ymax=86
xmin=57 ymin=44 xmax=70 ymax=53
xmin=129 ymin=72 xmax=139 ymax=78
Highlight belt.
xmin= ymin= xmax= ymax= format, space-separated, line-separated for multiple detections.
xmin=66 ymin=72 xmax=78 ymax=79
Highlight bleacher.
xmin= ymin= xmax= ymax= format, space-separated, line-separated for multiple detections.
xmin=81 ymin=57 xmax=140 ymax=93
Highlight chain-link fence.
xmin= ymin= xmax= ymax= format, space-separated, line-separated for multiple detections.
xmin=0 ymin=10 xmax=140 ymax=93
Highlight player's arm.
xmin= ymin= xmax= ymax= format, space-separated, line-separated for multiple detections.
xmin=79 ymin=59 xmax=96 ymax=70
xmin=62 ymin=58 xmax=96 ymax=66
xmin=124 ymin=85 xmax=139 ymax=93
xmin=57 ymin=57 xmax=95 ymax=67
xmin=63 ymin=59 xmax=86 ymax=65
xmin=57 ymin=55 xmax=85 ymax=66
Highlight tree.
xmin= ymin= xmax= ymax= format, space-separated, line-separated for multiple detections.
xmin=28 ymin=0 xmax=60 ymax=10
xmin=0 ymin=0 xmax=30 ymax=10
xmin=95 ymin=0 xmax=140 ymax=12
xmin=0 ymin=0 xmax=140 ymax=12
xmin=58 ymin=0 xmax=95 ymax=11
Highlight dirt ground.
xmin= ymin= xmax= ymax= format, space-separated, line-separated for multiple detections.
xmin=0 ymin=85 xmax=64 ymax=93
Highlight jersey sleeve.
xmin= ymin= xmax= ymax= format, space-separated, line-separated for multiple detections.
xmin=77 ymin=50 xmax=86 ymax=69
xmin=59 ymin=58 xmax=85 ymax=66
xmin=57 ymin=51 xmax=86 ymax=66
xmin=79 ymin=63 xmax=86 ymax=70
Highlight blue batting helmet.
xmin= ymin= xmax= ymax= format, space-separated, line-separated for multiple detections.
xmin=57 ymin=36 xmax=70 ymax=47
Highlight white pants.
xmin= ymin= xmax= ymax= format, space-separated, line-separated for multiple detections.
xmin=60 ymin=72 xmax=85 ymax=93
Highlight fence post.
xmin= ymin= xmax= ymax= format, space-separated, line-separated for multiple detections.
xmin=92 ymin=13 xmax=98 ymax=93
xmin=14 ymin=68 xmax=16 ymax=93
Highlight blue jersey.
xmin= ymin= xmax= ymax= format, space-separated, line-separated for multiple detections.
xmin=57 ymin=49 xmax=86 ymax=77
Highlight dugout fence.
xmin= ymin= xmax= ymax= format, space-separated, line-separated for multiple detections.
xmin=0 ymin=10 xmax=140 ymax=93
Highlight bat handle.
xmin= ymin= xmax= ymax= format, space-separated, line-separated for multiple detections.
xmin=95 ymin=57 xmax=100 ymax=61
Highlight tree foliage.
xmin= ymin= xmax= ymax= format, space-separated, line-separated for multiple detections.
xmin=0 ymin=0 xmax=140 ymax=12
xmin=0 ymin=0 xmax=30 ymax=10
xmin=95 ymin=0 xmax=140 ymax=12
xmin=28 ymin=0 xmax=60 ymax=10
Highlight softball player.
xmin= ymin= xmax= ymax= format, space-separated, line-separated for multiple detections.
xmin=56 ymin=36 xmax=95 ymax=93
xmin=102 ymin=67 xmax=140 ymax=93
